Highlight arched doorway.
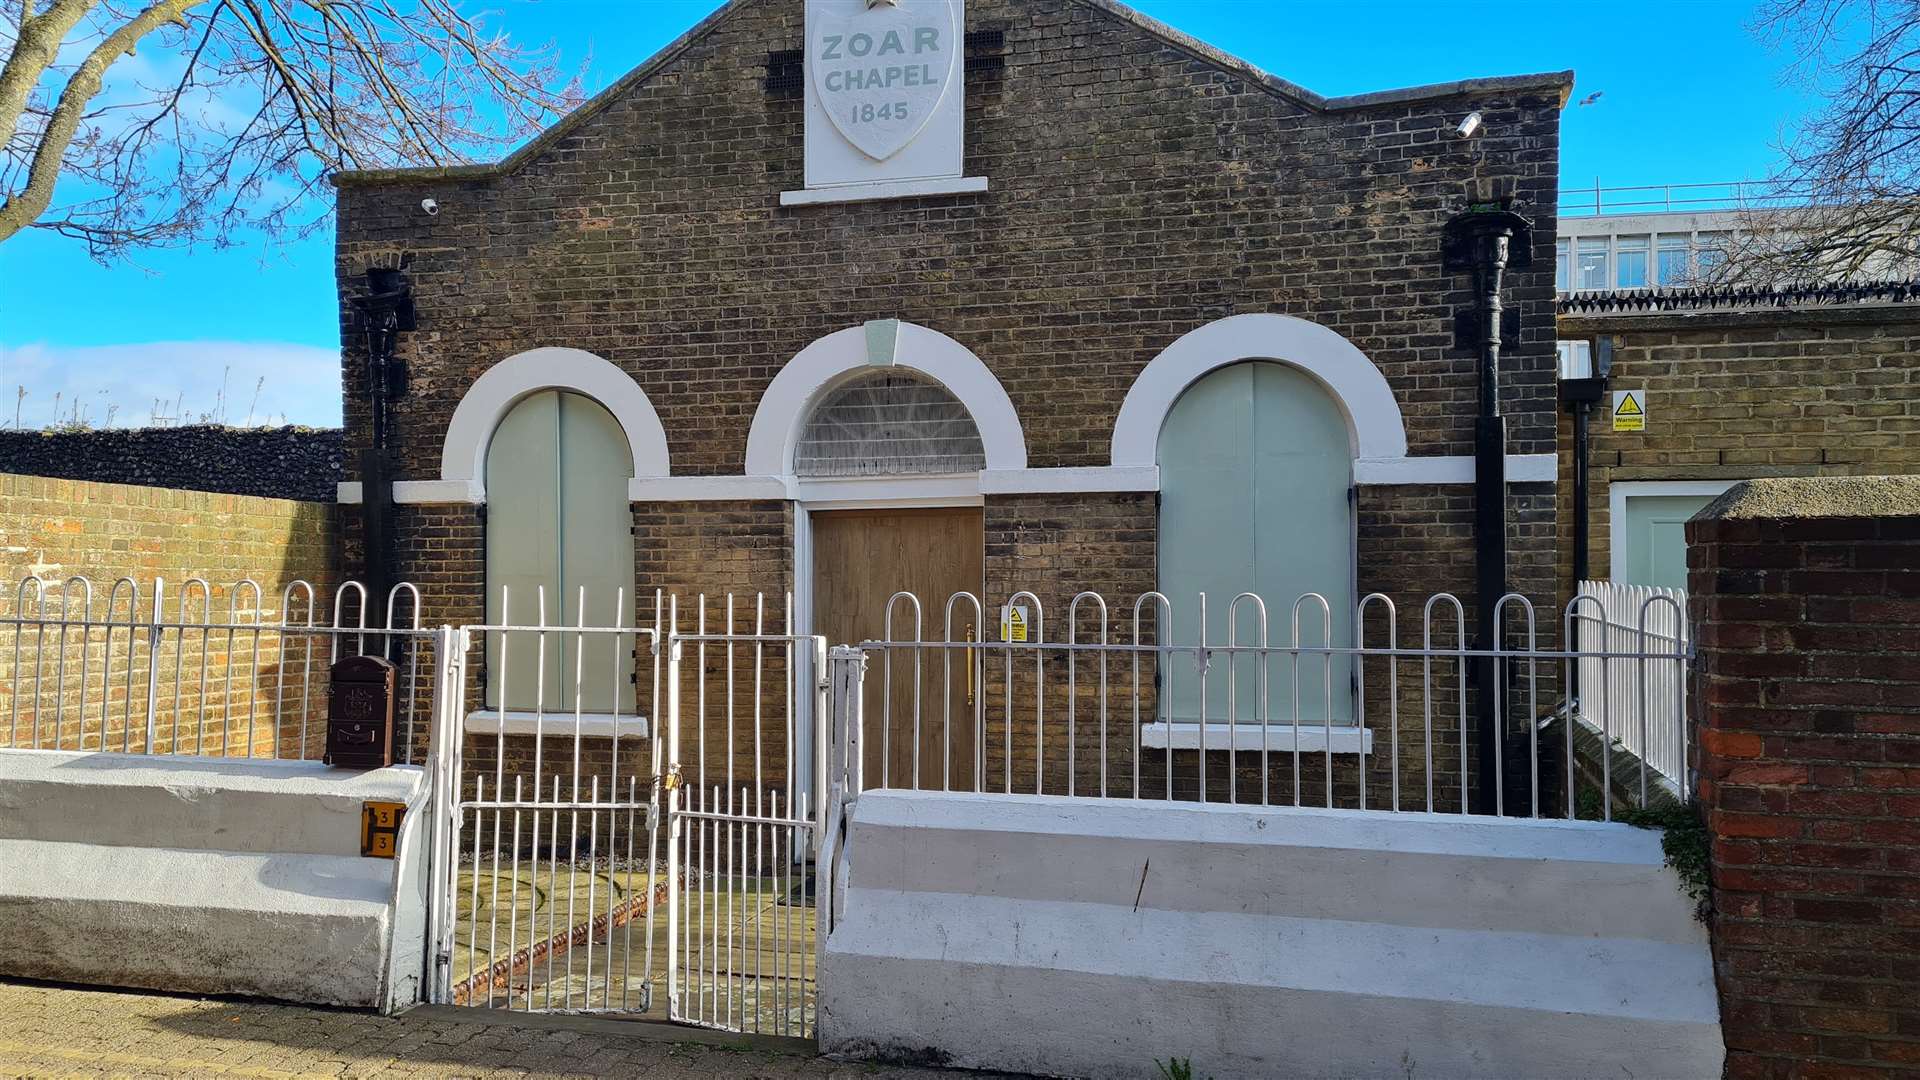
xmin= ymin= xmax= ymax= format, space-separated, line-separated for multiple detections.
xmin=484 ymin=389 xmax=636 ymax=714
xmin=801 ymin=367 xmax=987 ymax=789
xmin=1157 ymin=361 xmax=1355 ymax=726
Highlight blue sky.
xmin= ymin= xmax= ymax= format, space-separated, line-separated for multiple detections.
xmin=0 ymin=0 xmax=1809 ymax=430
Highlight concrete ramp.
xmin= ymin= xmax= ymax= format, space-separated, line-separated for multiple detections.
xmin=0 ymin=749 xmax=429 ymax=1012
xmin=820 ymin=791 xmax=1723 ymax=1080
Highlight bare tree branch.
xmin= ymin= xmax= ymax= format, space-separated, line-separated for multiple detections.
xmin=0 ymin=0 xmax=584 ymax=258
xmin=1734 ymin=0 xmax=1920 ymax=283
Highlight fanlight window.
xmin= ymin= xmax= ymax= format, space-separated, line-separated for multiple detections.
xmin=794 ymin=369 xmax=986 ymax=477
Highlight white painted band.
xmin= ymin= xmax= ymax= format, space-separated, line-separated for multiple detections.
xmin=779 ymin=175 xmax=989 ymax=206
xmin=745 ymin=321 xmax=1028 ymax=478
xmin=1112 ymin=313 xmax=1411 ymax=467
xmin=1354 ymin=453 xmax=1558 ymax=485
xmin=438 ymin=347 xmax=670 ymax=502
xmin=338 ymin=457 xmax=1559 ymax=504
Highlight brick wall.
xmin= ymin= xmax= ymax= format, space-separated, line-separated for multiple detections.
xmin=1556 ymin=306 xmax=1920 ymax=595
xmin=331 ymin=0 xmax=1571 ymax=815
xmin=0 ymin=473 xmax=341 ymax=756
xmin=1 ymin=473 xmax=338 ymax=588
xmin=1689 ymin=476 xmax=1920 ymax=1078
xmin=336 ymin=0 xmax=1565 ymax=479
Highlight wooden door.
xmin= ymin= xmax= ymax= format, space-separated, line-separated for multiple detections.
xmin=812 ymin=507 xmax=984 ymax=791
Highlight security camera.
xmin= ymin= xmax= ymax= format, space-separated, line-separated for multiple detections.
xmin=420 ymin=198 xmax=440 ymax=216
xmin=1454 ymin=112 xmax=1483 ymax=139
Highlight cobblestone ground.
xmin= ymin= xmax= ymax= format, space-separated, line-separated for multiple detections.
xmin=0 ymin=981 xmax=1016 ymax=1079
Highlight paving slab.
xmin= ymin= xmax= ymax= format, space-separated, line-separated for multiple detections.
xmin=0 ymin=979 xmax=1032 ymax=1079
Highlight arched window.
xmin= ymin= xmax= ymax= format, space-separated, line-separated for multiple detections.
xmin=1158 ymin=361 xmax=1355 ymax=724
xmin=794 ymin=369 xmax=985 ymax=477
xmin=485 ymin=390 xmax=635 ymax=713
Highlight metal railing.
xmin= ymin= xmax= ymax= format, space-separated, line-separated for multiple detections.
xmin=1 ymin=575 xmax=434 ymax=762
xmin=1558 ymin=179 xmax=1813 ymax=217
xmin=1570 ymin=581 xmax=1690 ymax=793
xmin=842 ymin=588 xmax=1691 ymax=821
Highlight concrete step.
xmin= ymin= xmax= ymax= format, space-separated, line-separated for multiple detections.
xmin=0 ymin=838 xmax=402 ymax=1008
xmin=841 ymin=790 xmax=1706 ymax=944
xmin=822 ymin=790 xmax=1724 ymax=1080
xmin=0 ymin=748 xmax=425 ymax=857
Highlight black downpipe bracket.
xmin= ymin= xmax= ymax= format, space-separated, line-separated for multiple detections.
xmin=1443 ymin=204 xmax=1533 ymax=816
xmin=350 ymin=268 xmax=415 ymax=621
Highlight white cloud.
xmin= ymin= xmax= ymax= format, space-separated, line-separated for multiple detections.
xmin=0 ymin=341 xmax=342 ymax=429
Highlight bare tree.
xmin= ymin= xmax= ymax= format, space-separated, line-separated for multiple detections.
xmin=1735 ymin=0 xmax=1920 ymax=282
xmin=1 ymin=0 xmax=583 ymax=257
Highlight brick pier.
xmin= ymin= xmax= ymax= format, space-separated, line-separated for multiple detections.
xmin=1690 ymin=476 xmax=1920 ymax=1078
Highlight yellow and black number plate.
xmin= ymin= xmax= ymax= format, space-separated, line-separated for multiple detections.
xmin=361 ymin=800 xmax=406 ymax=858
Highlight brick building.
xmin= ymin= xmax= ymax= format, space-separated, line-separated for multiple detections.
xmin=1556 ymin=292 xmax=1920 ymax=597
xmin=332 ymin=0 xmax=1571 ymax=803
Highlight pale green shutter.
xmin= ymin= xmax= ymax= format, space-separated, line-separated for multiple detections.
xmin=484 ymin=390 xmax=636 ymax=713
xmin=486 ymin=391 xmax=563 ymax=710
xmin=557 ymin=392 xmax=636 ymax=712
xmin=1158 ymin=362 xmax=1354 ymax=724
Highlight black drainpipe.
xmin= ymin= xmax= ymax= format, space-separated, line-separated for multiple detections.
xmin=349 ymin=268 xmax=415 ymax=622
xmin=1560 ymin=335 xmax=1614 ymax=682
xmin=1443 ymin=202 xmax=1533 ymax=816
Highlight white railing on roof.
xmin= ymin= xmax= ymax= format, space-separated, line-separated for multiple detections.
xmin=1570 ymin=580 xmax=1690 ymax=792
xmin=1558 ymin=179 xmax=1814 ymax=217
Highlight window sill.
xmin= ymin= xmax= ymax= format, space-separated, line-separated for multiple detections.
xmin=464 ymin=710 xmax=650 ymax=739
xmin=1139 ymin=722 xmax=1371 ymax=754
xmin=779 ymin=176 xmax=989 ymax=206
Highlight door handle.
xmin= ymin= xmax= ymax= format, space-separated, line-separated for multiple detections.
xmin=965 ymin=622 xmax=976 ymax=707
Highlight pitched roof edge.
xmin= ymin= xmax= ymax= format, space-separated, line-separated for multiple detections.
xmin=1070 ymin=0 xmax=1327 ymax=108
xmin=332 ymin=0 xmax=1576 ymax=188
xmin=331 ymin=0 xmax=758 ymax=187
xmin=1325 ymin=71 xmax=1576 ymax=111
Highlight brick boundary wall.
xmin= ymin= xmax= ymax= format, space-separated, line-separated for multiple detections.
xmin=0 ymin=473 xmax=342 ymax=755
xmin=1689 ymin=476 xmax=1920 ymax=1078
xmin=0 ymin=426 xmax=342 ymax=502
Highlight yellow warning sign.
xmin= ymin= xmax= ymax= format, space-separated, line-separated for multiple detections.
xmin=1001 ymin=604 xmax=1029 ymax=643
xmin=1612 ymin=389 xmax=1646 ymax=432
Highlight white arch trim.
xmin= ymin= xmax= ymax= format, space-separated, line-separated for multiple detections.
xmin=436 ymin=346 xmax=670 ymax=503
xmin=1112 ymin=313 xmax=1410 ymax=470
xmin=743 ymin=321 xmax=1028 ymax=478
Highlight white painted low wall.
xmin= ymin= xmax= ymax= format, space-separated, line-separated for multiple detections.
xmin=820 ymin=791 xmax=1723 ymax=1080
xmin=0 ymin=749 xmax=430 ymax=1012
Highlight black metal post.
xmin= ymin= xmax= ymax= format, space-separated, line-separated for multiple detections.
xmin=1472 ymin=234 xmax=1510 ymax=819
xmin=350 ymin=269 xmax=415 ymax=626
xmin=1443 ymin=205 xmax=1533 ymax=816
xmin=1560 ymin=339 xmax=1613 ymax=714
xmin=1572 ymin=399 xmax=1591 ymax=584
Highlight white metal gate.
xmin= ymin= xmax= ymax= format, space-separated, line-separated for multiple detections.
xmin=426 ymin=591 xmax=831 ymax=1037
xmin=661 ymin=603 xmax=829 ymax=1035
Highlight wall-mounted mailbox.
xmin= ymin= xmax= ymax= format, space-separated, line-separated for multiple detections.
xmin=325 ymin=655 xmax=396 ymax=769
